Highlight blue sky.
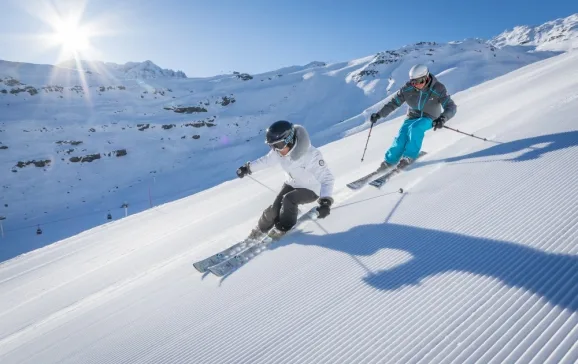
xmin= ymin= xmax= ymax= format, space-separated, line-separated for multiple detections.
xmin=0 ymin=0 xmax=575 ymax=77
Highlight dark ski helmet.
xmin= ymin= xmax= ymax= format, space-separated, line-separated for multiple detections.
xmin=265 ymin=120 xmax=295 ymax=150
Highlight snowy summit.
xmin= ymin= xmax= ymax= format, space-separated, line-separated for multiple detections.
xmin=491 ymin=13 xmax=578 ymax=51
xmin=57 ymin=59 xmax=188 ymax=79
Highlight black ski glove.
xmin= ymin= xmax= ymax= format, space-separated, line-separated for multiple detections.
xmin=370 ymin=113 xmax=380 ymax=124
xmin=432 ymin=115 xmax=446 ymax=131
xmin=236 ymin=163 xmax=251 ymax=178
xmin=317 ymin=197 xmax=333 ymax=219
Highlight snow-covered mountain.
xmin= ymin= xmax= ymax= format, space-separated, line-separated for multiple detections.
xmin=57 ymin=59 xmax=188 ymax=79
xmin=0 ymin=49 xmax=576 ymax=364
xmin=491 ymin=13 xmax=578 ymax=51
xmin=0 ymin=13 xmax=576 ymax=258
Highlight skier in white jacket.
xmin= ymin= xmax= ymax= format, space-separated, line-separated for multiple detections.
xmin=236 ymin=120 xmax=335 ymax=240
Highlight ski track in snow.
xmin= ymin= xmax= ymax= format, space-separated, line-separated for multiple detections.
xmin=0 ymin=50 xmax=577 ymax=364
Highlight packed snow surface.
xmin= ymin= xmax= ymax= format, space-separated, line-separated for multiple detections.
xmin=0 ymin=50 xmax=576 ymax=363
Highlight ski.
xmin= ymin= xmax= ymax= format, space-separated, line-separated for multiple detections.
xmin=193 ymin=238 xmax=262 ymax=273
xmin=208 ymin=207 xmax=319 ymax=277
xmin=369 ymin=151 xmax=427 ymax=189
xmin=346 ymin=163 xmax=394 ymax=190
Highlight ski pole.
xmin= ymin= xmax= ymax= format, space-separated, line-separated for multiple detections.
xmin=248 ymin=175 xmax=276 ymax=194
xmin=248 ymin=175 xmax=311 ymax=216
xmin=443 ymin=125 xmax=488 ymax=142
xmin=361 ymin=122 xmax=374 ymax=162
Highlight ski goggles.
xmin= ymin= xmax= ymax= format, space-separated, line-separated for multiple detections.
xmin=269 ymin=140 xmax=288 ymax=150
xmin=268 ymin=129 xmax=295 ymax=150
xmin=410 ymin=76 xmax=428 ymax=86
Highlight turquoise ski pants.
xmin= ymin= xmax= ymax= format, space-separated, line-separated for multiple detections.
xmin=385 ymin=117 xmax=432 ymax=164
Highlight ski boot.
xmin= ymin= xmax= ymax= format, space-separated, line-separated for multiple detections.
xmin=397 ymin=156 xmax=414 ymax=169
xmin=247 ymin=227 xmax=266 ymax=242
xmin=378 ymin=160 xmax=396 ymax=172
xmin=267 ymin=226 xmax=288 ymax=241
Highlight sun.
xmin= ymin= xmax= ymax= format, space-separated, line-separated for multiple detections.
xmin=15 ymin=0 xmax=121 ymax=96
xmin=18 ymin=0 xmax=122 ymax=66
xmin=50 ymin=18 xmax=91 ymax=54
xmin=22 ymin=0 xmax=104 ymax=62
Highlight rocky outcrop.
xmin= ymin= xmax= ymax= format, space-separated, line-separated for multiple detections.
xmin=56 ymin=140 xmax=83 ymax=146
xmin=70 ymin=154 xmax=101 ymax=163
xmin=69 ymin=149 xmax=127 ymax=163
xmin=183 ymin=117 xmax=216 ymax=128
xmin=184 ymin=121 xmax=206 ymax=128
xmin=15 ymin=159 xmax=51 ymax=168
xmin=2 ymin=77 xmax=22 ymax=86
xmin=166 ymin=106 xmax=208 ymax=113
xmin=217 ymin=96 xmax=236 ymax=106
xmin=42 ymin=86 xmax=64 ymax=93
xmin=70 ymin=85 xmax=85 ymax=94
xmin=9 ymin=86 xmax=38 ymax=95
xmin=234 ymin=72 xmax=253 ymax=81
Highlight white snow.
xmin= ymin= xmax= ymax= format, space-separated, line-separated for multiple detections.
xmin=56 ymin=59 xmax=188 ymax=79
xmin=0 ymin=48 xmax=576 ymax=363
xmin=492 ymin=14 xmax=578 ymax=51
xmin=0 ymin=22 xmax=571 ymax=254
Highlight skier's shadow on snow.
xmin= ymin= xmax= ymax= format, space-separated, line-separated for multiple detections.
xmin=285 ymin=223 xmax=578 ymax=311
xmin=415 ymin=130 xmax=578 ymax=167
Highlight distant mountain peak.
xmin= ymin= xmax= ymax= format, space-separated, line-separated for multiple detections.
xmin=57 ymin=59 xmax=187 ymax=79
xmin=491 ymin=13 xmax=578 ymax=51
xmin=303 ymin=61 xmax=327 ymax=68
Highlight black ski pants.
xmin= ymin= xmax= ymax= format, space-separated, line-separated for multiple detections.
xmin=258 ymin=183 xmax=318 ymax=232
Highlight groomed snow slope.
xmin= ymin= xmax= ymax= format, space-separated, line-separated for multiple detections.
xmin=0 ymin=52 xmax=577 ymax=363
xmin=0 ymin=36 xmax=558 ymax=255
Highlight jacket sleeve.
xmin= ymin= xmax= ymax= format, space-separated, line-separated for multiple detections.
xmin=437 ymin=84 xmax=457 ymax=121
xmin=377 ymin=88 xmax=406 ymax=119
xmin=249 ymin=150 xmax=277 ymax=173
xmin=307 ymin=149 xmax=335 ymax=199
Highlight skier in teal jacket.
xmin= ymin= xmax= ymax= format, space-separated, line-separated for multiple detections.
xmin=370 ymin=64 xmax=457 ymax=168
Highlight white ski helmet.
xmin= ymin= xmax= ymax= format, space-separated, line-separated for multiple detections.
xmin=409 ymin=64 xmax=429 ymax=80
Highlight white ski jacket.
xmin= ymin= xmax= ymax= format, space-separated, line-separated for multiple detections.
xmin=249 ymin=125 xmax=334 ymax=199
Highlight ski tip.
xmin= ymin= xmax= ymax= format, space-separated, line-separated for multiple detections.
xmin=346 ymin=183 xmax=362 ymax=190
xmin=193 ymin=263 xmax=206 ymax=273
xmin=209 ymin=267 xmax=229 ymax=277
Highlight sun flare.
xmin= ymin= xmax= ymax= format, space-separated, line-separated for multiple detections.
xmin=50 ymin=18 xmax=91 ymax=54
xmin=20 ymin=0 xmax=110 ymax=63
xmin=17 ymin=0 xmax=121 ymax=97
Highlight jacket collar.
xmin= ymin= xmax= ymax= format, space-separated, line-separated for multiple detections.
xmin=285 ymin=125 xmax=311 ymax=161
